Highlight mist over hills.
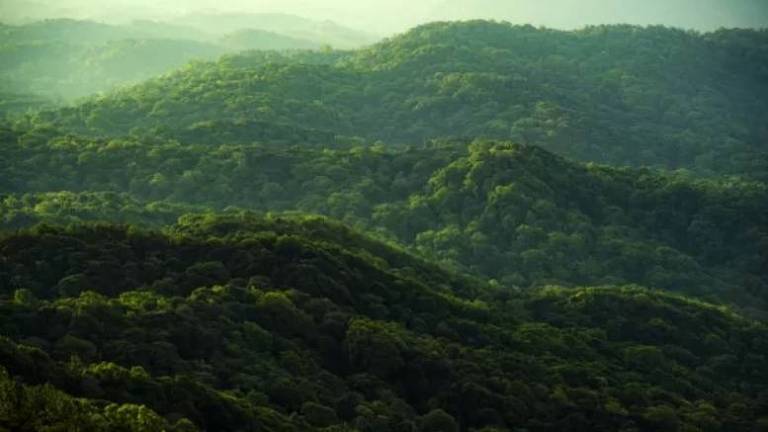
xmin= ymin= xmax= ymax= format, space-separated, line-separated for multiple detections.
xmin=0 ymin=14 xmax=375 ymax=101
xmin=430 ymin=0 xmax=768 ymax=31
xmin=171 ymin=12 xmax=378 ymax=49
xmin=2 ymin=0 xmax=767 ymax=33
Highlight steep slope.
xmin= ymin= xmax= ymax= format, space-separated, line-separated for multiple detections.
xmin=1 ymin=215 xmax=766 ymax=431
xmin=38 ymin=21 xmax=768 ymax=176
xmin=2 ymin=127 xmax=766 ymax=312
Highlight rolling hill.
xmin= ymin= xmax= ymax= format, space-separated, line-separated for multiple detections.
xmin=1 ymin=127 xmax=766 ymax=313
xmin=1 ymin=215 xmax=766 ymax=431
xmin=37 ymin=21 xmax=768 ymax=177
xmin=1 ymin=17 xmax=767 ymax=432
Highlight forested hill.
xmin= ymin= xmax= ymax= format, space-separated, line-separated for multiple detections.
xmin=37 ymin=21 xmax=768 ymax=177
xmin=2 ymin=129 xmax=767 ymax=313
xmin=3 ymin=16 xmax=768 ymax=432
xmin=1 ymin=215 xmax=767 ymax=431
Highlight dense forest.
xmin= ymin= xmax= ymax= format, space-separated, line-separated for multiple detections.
xmin=25 ymin=21 xmax=768 ymax=176
xmin=1 ymin=15 xmax=767 ymax=432
xmin=2 ymin=216 xmax=768 ymax=431
xmin=1 ymin=132 xmax=767 ymax=313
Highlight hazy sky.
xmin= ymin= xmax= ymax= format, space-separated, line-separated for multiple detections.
xmin=2 ymin=0 xmax=767 ymax=35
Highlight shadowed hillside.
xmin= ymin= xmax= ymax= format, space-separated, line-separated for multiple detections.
xmin=1 ymin=215 xmax=766 ymax=431
xmin=1 ymin=132 xmax=766 ymax=312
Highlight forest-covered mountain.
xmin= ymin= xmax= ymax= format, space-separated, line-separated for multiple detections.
xmin=1 ymin=16 xmax=768 ymax=432
xmin=2 ymin=126 xmax=766 ymax=314
xmin=1 ymin=215 xmax=767 ymax=431
xmin=32 ymin=21 xmax=768 ymax=177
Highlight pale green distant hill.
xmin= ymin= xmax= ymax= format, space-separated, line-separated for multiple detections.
xmin=219 ymin=28 xmax=321 ymax=51
xmin=0 ymin=16 xmax=367 ymax=101
xmin=431 ymin=0 xmax=768 ymax=30
xmin=172 ymin=12 xmax=379 ymax=49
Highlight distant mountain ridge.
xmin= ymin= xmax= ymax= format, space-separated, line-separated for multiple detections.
xmin=0 ymin=15 xmax=375 ymax=101
xmin=171 ymin=11 xmax=379 ymax=49
xmin=219 ymin=29 xmax=322 ymax=51
xmin=428 ymin=0 xmax=768 ymax=31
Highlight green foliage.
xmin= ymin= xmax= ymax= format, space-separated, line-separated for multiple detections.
xmin=0 ymin=218 xmax=766 ymax=431
xmin=419 ymin=409 xmax=459 ymax=432
xmin=1 ymin=137 xmax=765 ymax=311
xmin=345 ymin=319 xmax=406 ymax=378
xmin=31 ymin=21 xmax=768 ymax=176
xmin=0 ymin=366 xmax=191 ymax=431
xmin=301 ymin=401 xmax=338 ymax=427
xmin=1 ymin=17 xmax=767 ymax=432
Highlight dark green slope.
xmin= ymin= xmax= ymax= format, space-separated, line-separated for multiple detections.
xmin=3 ymin=16 xmax=767 ymax=432
xmin=371 ymin=141 xmax=768 ymax=309
xmin=38 ymin=21 xmax=768 ymax=176
xmin=1 ymin=215 xmax=767 ymax=431
xmin=2 ymin=129 xmax=766 ymax=311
